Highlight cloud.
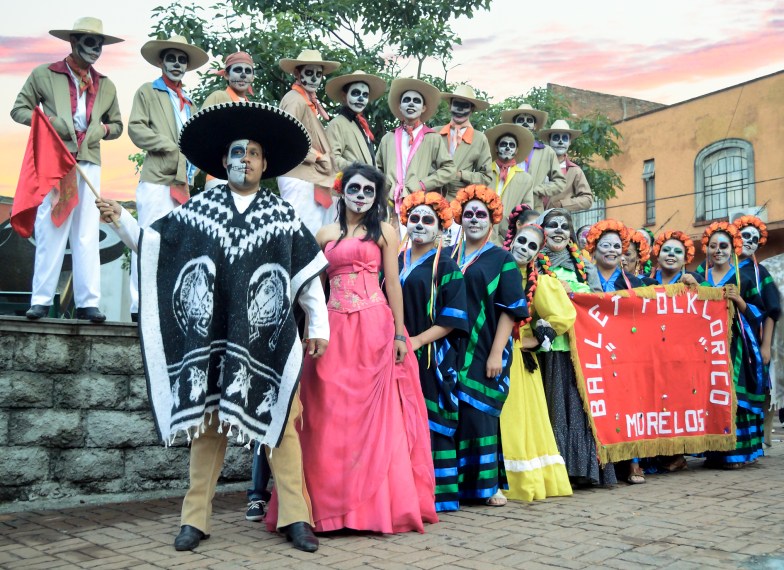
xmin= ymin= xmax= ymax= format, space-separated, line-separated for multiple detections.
xmin=0 ymin=35 xmax=135 ymax=76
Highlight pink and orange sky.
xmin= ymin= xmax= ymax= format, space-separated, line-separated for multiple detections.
xmin=1 ymin=0 xmax=782 ymax=200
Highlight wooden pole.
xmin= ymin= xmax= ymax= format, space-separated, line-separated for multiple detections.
xmin=73 ymin=162 xmax=120 ymax=228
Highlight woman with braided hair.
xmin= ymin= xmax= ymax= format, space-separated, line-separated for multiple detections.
xmin=535 ymin=209 xmax=617 ymax=487
xmin=498 ymin=207 xmax=573 ymax=501
xmin=701 ymin=221 xmax=766 ymax=469
xmin=449 ymin=184 xmax=528 ymax=506
xmin=398 ymin=191 xmax=469 ymax=513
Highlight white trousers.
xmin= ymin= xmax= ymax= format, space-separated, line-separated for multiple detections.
xmin=31 ymin=162 xmax=101 ymax=308
xmin=129 ymin=182 xmax=180 ymax=313
xmin=277 ymin=177 xmax=336 ymax=237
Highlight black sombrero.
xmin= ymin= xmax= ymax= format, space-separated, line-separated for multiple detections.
xmin=179 ymin=102 xmax=311 ymax=180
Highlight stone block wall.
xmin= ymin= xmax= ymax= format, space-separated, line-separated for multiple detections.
xmin=0 ymin=317 xmax=251 ymax=504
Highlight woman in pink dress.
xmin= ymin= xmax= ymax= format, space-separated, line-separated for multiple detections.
xmin=266 ymin=162 xmax=437 ymax=534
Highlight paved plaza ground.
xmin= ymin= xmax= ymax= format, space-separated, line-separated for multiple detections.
xmin=2 ymin=442 xmax=783 ymax=569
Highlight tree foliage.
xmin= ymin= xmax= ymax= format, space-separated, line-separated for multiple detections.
xmin=148 ymin=0 xmax=623 ymax=200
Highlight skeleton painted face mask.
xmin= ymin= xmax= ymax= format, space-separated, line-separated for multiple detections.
xmin=343 ymin=173 xmax=376 ymax=215
xmin=346 ymin=81 xmax=370 ymax=113
xmin=162 ymin=49 xmax=188 ymax=82
xmin=406 ymin=205 xmax=439 ymax=245
xmin=514 ymin=113 xmax=536 ymax=131
xmin=228 ymin=63 xmax=254 ymax=95
xmin=658 ymin=239 xmax=686 ymax=272
xmin=226 ymin=139 xmax=251 ymax=187
xmin=497 ymin=135 xmax=517 ymax=162
xmin=462 ymin=199 xmax=491 ymax=242
xmin=708 ymin=233 xmax=732 ymax=266
xmin=739 ymin=226 xmax=760 ymax=257
xmin=298 ymin=64 xmax=323 ymax=93
xmin=621 ymin=243 xmax=639 ymax=272
xmin=450 ymin=98 xmax=473 ymax=125
xmin=73 ymin=34 xmax=103 ymax=65
xmin=549 ymin=132 xmax=571 ymax=157
xmin=511 ymin=227 xmax=543 ymax=266
xmin=544 ymin=215 xmax=571 ymax=252
xmin=400 ymin=90 xmax=425 ymax=121
xmin=595 ymin=232 xmax=623 ymax=270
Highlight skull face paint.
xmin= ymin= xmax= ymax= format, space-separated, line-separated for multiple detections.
xmin=549 ymin=132 xmax=571 ymax=157
xmin=450 ymin=98 xmax=473 ymax=125
xmin=543 ymin=215 xmax=571 ymax=252
xmin=622 ymin=243 xmax=639 ymax=272
xmin=400 ymin=90 xmax=425 ymax=121
xmin=298 ymin=64 xmax=323 ymax=93
xmin=225 ymin=139 xmax=251 ymax=187
xmin=462 ymin=199 xmax=491 ymax=242
xmin=514 ymin=113 xmax=537 ymax=131
xmin=343 ymin=173 xmax=376 ymax=215
xmin=346 ymin=81 xmax=370 ymax=113
xmin=161 ymin=49 xmax=188 ymax=82
xmin=406 ymin=205 xmax=439 ymax=245
xmin=658 ymin=239 xmax=686 ymax=272
xmin=511 ymin=227 xmax=543 ymax=266
xmin=739 ymin=225 xmax=760 ymax=257
xmin=594 ymin=232 xmax=623 ymax=271
xmin=708 ymin=232 xmax=732 ymax=266
xmin=228 ymin=64 xmax=254 ymax=95
xmin=497 ymin=135 xmax=517 ymax=161
xmin=73 ymin=34 xmax=103 ymax=65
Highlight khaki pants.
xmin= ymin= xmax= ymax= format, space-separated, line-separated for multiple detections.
xmin=180 ymin=392 xmax=312 ymax=533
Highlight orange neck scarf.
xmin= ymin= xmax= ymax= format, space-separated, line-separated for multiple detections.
xmin=292 ymin=82 xmax=329 ymax=120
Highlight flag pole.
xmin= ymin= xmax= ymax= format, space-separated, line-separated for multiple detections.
xmin=73 ymin=162 xmax=121 ymax=229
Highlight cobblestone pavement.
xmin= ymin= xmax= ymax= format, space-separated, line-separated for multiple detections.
xmin=2 ymin=443 xmax=784 ymax=570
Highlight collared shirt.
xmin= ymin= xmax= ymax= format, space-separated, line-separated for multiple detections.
xmin=64 ymin=63 xmax=87 ymax=132
xmin=401 ymin=124 xmax=424 ymax=176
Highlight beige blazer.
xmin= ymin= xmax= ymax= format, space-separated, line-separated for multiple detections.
xmin=376 ymin=128 xmax=455 ymax=198
xmin=548 ymin=160 xmax=594 ymax=212
xmin=11 ymin=62 xmax=123 ymax=166
xmin=278 ymin=89 xmax=336 ymax=187
xmin=491 ymin=163 xmax=534 ymax=246
xmin=327 ymin=114 xmax=374 ymax=169
xmin=435 ymin=125 xmax=493 ymax=200
xmin=523 ymin=144 xmax=566 ymax=209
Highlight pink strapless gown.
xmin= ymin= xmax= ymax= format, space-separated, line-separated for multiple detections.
xmin=266 ymin=237 xmax=437 ymax=533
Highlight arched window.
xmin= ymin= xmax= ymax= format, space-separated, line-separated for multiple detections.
xmin=694 ymin=139 xmax=755 ymax=222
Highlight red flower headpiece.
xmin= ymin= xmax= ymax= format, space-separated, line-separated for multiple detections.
xmin=701 ymin=221 xmax=742 ymax=256
xmin=653 ymin=230 xmax=695 ymax=265
xmin=629 ymin=229 xmax=651 ymax=264
xmin=400 ymin=191 xmax=453 ymax=229
xmin=450 ymin=184 xmax=504 ymax=225
xmin=733 ymin=215 xmax=768 ymax=247
xmin=584 ymin=219 xmax=631 ymax=255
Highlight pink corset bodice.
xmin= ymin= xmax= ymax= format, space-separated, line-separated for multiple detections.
xmin=324 ymin=238 xmax=385 ymax=313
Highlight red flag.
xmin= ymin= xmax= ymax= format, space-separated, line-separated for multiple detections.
xmin=11 ymin=107 xmax=77 ymax=238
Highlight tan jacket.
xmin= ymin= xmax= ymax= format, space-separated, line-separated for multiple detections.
xmin=278 ymin=89 xmax=336 ymax=187
xmin=523 ymin=143 xmax=566 ymax=209
xmin=376 ymin=127 xmax=455 ymax=199
xmin=435 ymin=124 xmax=493 ymax=200
xmin=201 ymin=88 xmax=247 ymax=109
xmin=11 ymin=62 xmax=123 ymax=166
xmin=548 ymin=159 xmax=594 ymax=212
xmin=491 ymin=163 xmax=534 ymax=246
xmin=327 ymin=113 xmax=374 ymax=169
xmin=128 ymin=81 xmax=190 ymax=186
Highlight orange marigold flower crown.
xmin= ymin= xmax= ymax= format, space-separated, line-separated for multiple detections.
xmin=400 ymin=191 xmax=453 ymax=229
xmin=584 ymin=219 xmax=631 ymax=255
xmin=450 ymin=184 xmax=504 ymax=225
xmin=653 ymin=230 xmax=696 ymax=264
xmin=701 ymin=221 xmax=743 ymax=255
xmin=733 ymin=215 xmax=768 ymax=247
xmin=629 ymin=229 xmax=651 ymax=264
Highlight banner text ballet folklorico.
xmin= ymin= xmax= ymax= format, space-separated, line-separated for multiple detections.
xmin=568 ymin=284 xmax=737 ymax=463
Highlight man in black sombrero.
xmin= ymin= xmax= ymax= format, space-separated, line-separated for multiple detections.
xmin=97 ymin=102 xmax=328 ymax=553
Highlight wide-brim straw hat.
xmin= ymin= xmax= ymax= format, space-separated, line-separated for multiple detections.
xmin=141 ymin=35 xmax=209 ymax=70
xmin=279 ymin=49 xmax=340 ymax=75
xmin=485 ymin=123 xmax=535 ymax=163
xmin=387 ymin=78 xmax=441 ymax=123
xmin=325 ymin=70 xmax=386 ymax=103
xmin=49 ymin=16 xmax=123 ymax=45
xmin=440 ymin=84 xmax=489 ymax=111
xmin=179 ymin=102 xmax=311 ymax=180
xmin=539 ymin=119 xmax=582 ymax=140
xmin=499 ymin=104 xmax=548 ymax=131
